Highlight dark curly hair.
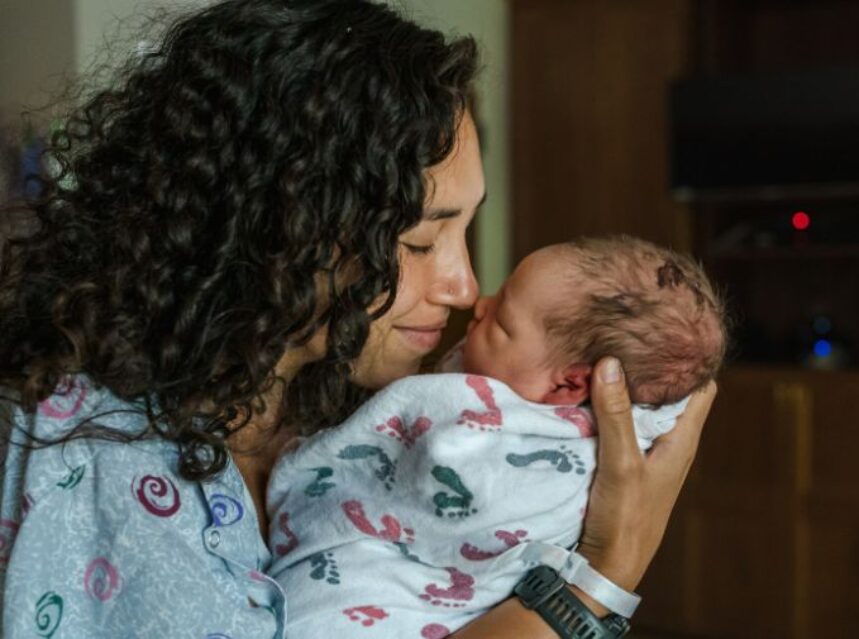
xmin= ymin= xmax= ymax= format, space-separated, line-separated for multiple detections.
xmin=0 ymin=0 xmax=478 ymax=480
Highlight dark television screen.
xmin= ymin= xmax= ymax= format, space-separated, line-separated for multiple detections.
xmin=670 ymin=68 xmax=859 ymax=198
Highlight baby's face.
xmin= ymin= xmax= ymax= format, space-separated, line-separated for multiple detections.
xmin=462 ymin=247 xmax=577 ymax=402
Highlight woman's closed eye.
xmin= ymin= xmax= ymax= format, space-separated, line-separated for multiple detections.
xmin=401 ymin=242 xmax=435 ymax=255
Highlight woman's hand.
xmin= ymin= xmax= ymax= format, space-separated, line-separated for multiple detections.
xmin=574 ymin=357 xmax=717 ymax=613
xmin=452 ymin=357 xmax=716 ymax=638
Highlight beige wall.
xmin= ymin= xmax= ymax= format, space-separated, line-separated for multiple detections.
xmin=0 ymin=0 xmax=75 ymax=126
xmin=390 ymin=0 xmax=511 ymax=293
xmin=0 ymin=0 xmax=209 ymax=127
xmin=75 ymin=0 xmax=210 ymax=74
xmin=75 ymin=0 xmax=163 ymax=74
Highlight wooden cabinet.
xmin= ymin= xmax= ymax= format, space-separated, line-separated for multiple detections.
xmin=510 ymin=3 xmax=859 ymax=634
xmin=637 ymin=366 xmax=859 ymax=638
xmin=511 ymin=0 xmax=695 ymax=263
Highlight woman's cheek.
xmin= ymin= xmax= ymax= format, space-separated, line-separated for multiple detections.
xmin=395 ymin=252 xmax=425 ymax=304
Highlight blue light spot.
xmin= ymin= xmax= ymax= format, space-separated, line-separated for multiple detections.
xmin=814 ymin=340 xmax=832 ymax=358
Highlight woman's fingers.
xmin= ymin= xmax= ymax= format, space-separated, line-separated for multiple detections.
xmin=648 ymin=381 xmax=717 ymax=475
xmin=590 ymin=358 xmax=641 ymax=473
xmin=577 ymin=358 xmax=719 ymax=595
xmin=668 ymin=380 xmax=717 ymax=447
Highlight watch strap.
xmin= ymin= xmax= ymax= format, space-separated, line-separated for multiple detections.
xmin=514 ymin=566 xmax=631 ymax=638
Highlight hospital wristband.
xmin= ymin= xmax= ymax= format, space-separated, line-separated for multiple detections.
xmin=559 ymin=551 xmax=642 ymax=618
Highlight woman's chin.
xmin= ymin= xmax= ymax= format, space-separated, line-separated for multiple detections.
xmin=350 ymin=357 xmax=422 ymax=390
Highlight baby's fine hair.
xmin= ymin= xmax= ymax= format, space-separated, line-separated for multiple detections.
xmin=544 ymin=236 xmax=727 ymax=406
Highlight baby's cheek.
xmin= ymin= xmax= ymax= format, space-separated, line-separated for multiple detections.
xmin=462 ymin=335 xmax=485 ymax=374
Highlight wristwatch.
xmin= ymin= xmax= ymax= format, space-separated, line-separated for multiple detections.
xmin=514 ymin=566 xmax=631 ymax=638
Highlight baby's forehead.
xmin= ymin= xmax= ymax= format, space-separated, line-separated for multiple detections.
xmin=560 ymin=244 xmax=667 ymax=287
xmin=512 ymin=248 xmax=596 ymax=310
xmin=525 ymin=244 xmax=616 ymax=289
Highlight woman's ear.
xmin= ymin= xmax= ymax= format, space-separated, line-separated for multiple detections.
xmin=541 ymin=363 xmax=593 ymax=406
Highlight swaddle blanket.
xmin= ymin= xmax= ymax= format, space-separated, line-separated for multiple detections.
xmin=267 ymin=373 xmax=687 ymax=639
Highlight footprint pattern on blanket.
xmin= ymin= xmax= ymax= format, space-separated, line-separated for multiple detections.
xmin=343 ymin=605 xmax=389 ymax=627
xmin=418 ymin=567 xmax=475 ymax=608
xmin=342 ymin=500 xmax=415 ymax=544
xmin=375 ymin=415 xmax=433 ymax=449
xmin=506 ymin=446 xmax=587 ymax=475
xmin=337 ymin=444 xmax=397 ymax=490
xmin=308 ymin=551 xmax=340 ymax=585
xmin=553 ymin=406 xmax=596 ymax=438
xmin=421 ymin=624 xmax=452 ymax=639
xmin=304 ymin=466 xmax=336 ymax=497
xmin=457 ymin=376 xmax=503 ymax=431
xmin=274 ymin=512 xmax=300 ymax=556
xmin=394 ymin=541 xmax=424 ymax=564
xmin=460 ymin=529 xmax=529 ymax=560
xmin=431 ymin=465 xmax=477 ymax=518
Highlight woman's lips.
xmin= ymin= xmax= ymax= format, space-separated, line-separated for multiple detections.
xmin=395 ymin=325 xmax=445 ymax=352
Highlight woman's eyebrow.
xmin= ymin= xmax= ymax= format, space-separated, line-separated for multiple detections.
xmin=424 ymin=191 xmax=488 ymax=220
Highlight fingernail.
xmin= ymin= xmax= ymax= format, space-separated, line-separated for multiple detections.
xmin=600 ymin=357 xmax=622 ymax=384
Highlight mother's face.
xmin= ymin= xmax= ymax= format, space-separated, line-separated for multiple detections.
xmin=351 ymin=112 xmax=484 ymax=389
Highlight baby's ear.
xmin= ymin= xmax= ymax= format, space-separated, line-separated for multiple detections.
xmin=542 ymin=363 xmax=592 ymax=406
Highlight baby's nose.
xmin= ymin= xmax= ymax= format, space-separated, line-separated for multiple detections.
xmin=473 ymin=296 xmax=491 ymax=321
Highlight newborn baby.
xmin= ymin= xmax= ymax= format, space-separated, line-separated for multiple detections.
xmin=267 ymin=236 xmax=726 ymax=638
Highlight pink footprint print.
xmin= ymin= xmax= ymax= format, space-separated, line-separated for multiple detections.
xmin=375 ymin=415 xmax=433 ymax=448
xmin=343 ymin=605 xmax=389 ymax=627
xmin=460 ymin=529 xmax=529 ymax=561
xmin=419 ymin=567 xmax=475 ymax=608
xmin=274 ymin=512 xmax=300 ymax=556
xmin=554 ymin=406 xmax=596 ymax=437
xmin=422 ymin=623 xmax=452 ymax=639
xmin=342 ymin=500 xmax=415 ymax=543
xmin=457 ymin=376 xmax=503 ymax=431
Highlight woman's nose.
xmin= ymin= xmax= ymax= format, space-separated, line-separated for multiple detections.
xmin=449 ymin=262 xmax=479 ymax=310
xmin=433 ymin=258 xmax=479 ymax=310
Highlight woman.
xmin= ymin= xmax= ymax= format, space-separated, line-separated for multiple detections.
xmin=0 ymin=1 xmax=715 ymax=637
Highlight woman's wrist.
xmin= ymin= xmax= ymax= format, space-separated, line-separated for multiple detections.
xmin=574 ymin=538 xmax=646 ymax=594
xmin=566 ymin=585 xmax=610 ymax=618
xmin=563 ymin=542 xmax=643 ymax=619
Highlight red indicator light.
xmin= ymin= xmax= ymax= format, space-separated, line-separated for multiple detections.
xmin=792 ymin=211 xmax=810 ymax=231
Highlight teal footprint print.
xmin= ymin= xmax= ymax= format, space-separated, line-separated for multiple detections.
xmin=308 ymin=551 xmax=341 ymax=585
xmin=304 ymin=467 xmax=336 ymax=497
xmin=393 ymin=541 xmax=424 ymax=564
xmin=506 ymin=446 xmax=587 ymax=475
xmin=431 ymin=465 xmax=478 ymax=518
xmin=337 ymin=444 xmax=397 ymax=490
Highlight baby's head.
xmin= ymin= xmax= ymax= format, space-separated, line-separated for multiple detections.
xmin=462 ymin=236 xmax=727 ymax=406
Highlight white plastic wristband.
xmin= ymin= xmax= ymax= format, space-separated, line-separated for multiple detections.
xmin=559 ymin=551 xmax=642 ymax=618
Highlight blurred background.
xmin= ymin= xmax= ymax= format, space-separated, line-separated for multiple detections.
xmin=2 ymin=1 xmax=858 ymax=637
